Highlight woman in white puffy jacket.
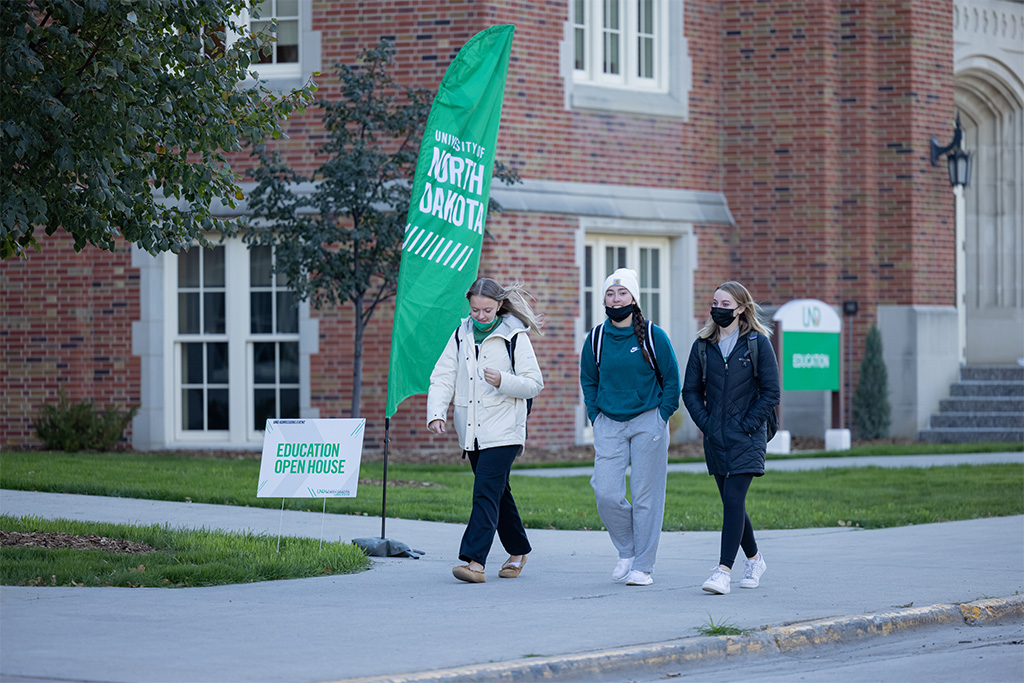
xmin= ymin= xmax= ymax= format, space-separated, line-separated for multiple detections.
xmin=427 ymin=278 xmax=544 ymax=584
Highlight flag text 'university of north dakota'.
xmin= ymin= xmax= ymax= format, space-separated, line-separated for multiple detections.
xmin=385 ymin=25 xmax=515 ymax=418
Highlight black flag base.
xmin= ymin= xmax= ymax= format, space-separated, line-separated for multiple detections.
xmin=356 ymin=418 xmax=425 ymax=558
xmin=352 ymin=537 xmax=424 ymax=558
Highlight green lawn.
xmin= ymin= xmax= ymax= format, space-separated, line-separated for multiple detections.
xmin=2 ymin=450 xmax=1021 ymax=531
xmin=0 ymin=514 xmax=369 ymax=588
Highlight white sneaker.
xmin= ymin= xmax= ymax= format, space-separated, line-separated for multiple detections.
xmin=739 ymin=553 xmax=766 ymax=589
xmin=612 ymin=557 xmax=634 ymax=583
xmin=625 ymin=569 xmax=653 ymax=586
xmin=702 ymin=566 xmax=731 ymax=594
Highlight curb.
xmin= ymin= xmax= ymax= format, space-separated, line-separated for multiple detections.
xmin=326 ymin=596 xmax=1024 ymax=683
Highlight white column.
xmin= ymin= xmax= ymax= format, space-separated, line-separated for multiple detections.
xmin=954 ymin=183 xmax=967 ymax=366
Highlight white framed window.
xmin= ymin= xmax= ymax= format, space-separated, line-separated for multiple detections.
xmin=572 ymin=0 xmax=667 ymax=92
xmin=231 ymin=0 xmax=321 ymax=86
xmin=176 ymin=246 xmax=229 ymax=434
xmin=583 ymin=235 xmax=670 ymax=331
xmin=250 ymin=0 xmax=300 ymax=72
xmin=248 ymin=245 xmax=300 ymax=436
xmin=170 ymin=241 xmax=307 ymax=447
xmin=563 ymin=0 xmax=691 ymax=118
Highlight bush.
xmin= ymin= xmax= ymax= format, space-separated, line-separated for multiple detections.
xmin=852 ymin=325 xmax=891 ymax=439
xmin=34 ymin=388 xmax=139 ymax=452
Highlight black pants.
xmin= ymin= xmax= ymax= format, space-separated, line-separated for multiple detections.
xmin=714 ymin=473 xmax=758 ymax=569
xmin=459 ymin=444 xmax=532 ymax=566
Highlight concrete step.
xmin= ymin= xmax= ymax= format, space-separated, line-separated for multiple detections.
xmin=918 ymin=427 xmax=1024 ymax=444
xmin=949 ymin=381 xmax=1024 ymax=397
xmin=960 ymin=365 xmax=1024 ymax=382
xmin=929 ymin=412 xmax=1024 ymax=429
xmin=939 ymin=397 xmax=1024 ymax=413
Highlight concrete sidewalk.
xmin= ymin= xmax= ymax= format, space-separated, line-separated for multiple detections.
xmin=1 ymin=488 xmax=1022 ymax=683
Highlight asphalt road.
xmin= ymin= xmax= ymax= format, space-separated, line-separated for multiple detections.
xmin=553 ymin=619 xmax=1024 ymax=683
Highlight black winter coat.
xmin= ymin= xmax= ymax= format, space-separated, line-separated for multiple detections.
xmin=681 ymin=331 xmax=780 ymax=477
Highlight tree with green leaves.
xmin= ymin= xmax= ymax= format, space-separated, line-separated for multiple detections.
xmin=853 ymin=324 xmax=892 ymax=440
xmin=244 ymin=39 xmax=518 ymax=419
xmin=1 ymin=0 xmax=316 ymax=259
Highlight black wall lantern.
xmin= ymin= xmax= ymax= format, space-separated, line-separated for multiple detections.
xmin=930 ymin=112 xmax=973 ymax=188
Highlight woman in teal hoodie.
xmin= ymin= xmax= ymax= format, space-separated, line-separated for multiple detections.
xmin=580 ymin=268 xmax=681 ymax=586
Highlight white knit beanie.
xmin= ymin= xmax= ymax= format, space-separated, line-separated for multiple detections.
xmin=603 ymin=268 xmax=640 ymax=304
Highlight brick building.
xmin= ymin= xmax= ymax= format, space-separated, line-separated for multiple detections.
xmin=2 ymin=0 xmax=1021 ymax=453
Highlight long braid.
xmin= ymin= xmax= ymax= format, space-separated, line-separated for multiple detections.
xmin=632 ymin=304 xmax=651 ymax=365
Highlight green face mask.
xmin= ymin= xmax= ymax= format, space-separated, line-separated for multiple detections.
xmin=473 ymin=317 xmax=500 ymax=333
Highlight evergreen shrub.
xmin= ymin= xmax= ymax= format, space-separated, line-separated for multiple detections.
xmin=35 ymin=388 xmax=139 ymax=452
xmin=853 ymin=325 xmax=891 ymax=439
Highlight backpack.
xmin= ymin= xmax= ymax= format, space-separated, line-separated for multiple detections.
xmin=590 ymin=319 xmax=664 ymax=387
xmin=697 ymin=332 xmax=779 ymax=442
xmin=454 ymin=327 xmax=532 ymax=415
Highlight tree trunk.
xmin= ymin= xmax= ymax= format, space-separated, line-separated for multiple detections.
xmin=351 ymin=292 xmax=364 ymax=419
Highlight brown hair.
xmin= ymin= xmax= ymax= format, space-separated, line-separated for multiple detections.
xmin=466 ymin=278 xmax=545 ymax=335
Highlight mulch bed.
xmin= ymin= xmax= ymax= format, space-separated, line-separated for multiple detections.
xmin=0 ymin=530 xmax=155 ymax=554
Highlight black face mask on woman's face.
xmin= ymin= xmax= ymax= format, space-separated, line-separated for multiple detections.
xmin=605 ymin=305 xmax=633 ymax=322
xmin=710 ymin=307 xmax=736 ymax=327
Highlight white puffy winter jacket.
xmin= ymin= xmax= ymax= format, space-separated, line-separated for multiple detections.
xmin=426 ymin=315 xmax=544 ymax=451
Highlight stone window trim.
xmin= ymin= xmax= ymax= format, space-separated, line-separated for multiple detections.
xmin=562 ymin=0 xmax=692 ymax=119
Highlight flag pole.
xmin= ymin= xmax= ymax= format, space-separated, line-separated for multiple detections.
xmin=352 ymin=416 xmax=423 ymax=558
xmin=380 ymin=417 xmax=390 ymax=539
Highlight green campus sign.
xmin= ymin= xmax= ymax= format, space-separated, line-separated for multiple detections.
xmin=773 ymin=299 xmax=841 ymax=392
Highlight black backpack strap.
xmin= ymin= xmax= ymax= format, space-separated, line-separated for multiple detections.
xmin=590 ymin=324 xmax=604 ymax=367
xmin=505 ymin=333 xmax=533 ymax=417
xmin=747 ymin=332 xmax=760 ymax=379
xmin=505 ymin=335 xmax=517 ymax=372
xmin=644 ymin=320 xmax=664 ymax=388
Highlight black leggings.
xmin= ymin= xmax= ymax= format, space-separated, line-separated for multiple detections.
xmin=714 ymin=474 xmax=758 ymax=569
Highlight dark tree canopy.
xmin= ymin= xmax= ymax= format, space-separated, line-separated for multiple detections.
xmin=1 ymin=0 xmax=316 ymax=259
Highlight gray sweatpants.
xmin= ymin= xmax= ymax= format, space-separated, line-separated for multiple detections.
xmin=590 ymin=408 xmax=669 ymax=573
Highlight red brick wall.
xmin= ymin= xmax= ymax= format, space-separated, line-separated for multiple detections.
xmin=1 ymin=0 xmax=957 ymax=450
xmin=1 ymin=235 xmax=141 ymax=448
xmin=718 ymin=0 xmax=955 ymax=398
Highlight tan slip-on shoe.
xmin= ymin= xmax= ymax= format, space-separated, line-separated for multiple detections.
xmin=452 ymin=564 xmax=486 ymax=583
xmin=498 ymin=555 xmax=527 ymax=579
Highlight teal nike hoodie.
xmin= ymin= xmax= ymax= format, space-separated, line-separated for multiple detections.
xmin=579 ymin=319 xmax=680 ymax=424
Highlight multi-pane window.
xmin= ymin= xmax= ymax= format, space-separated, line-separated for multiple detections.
xmin=583 ymin=236 xmax=668 ymax=331
xmin=251 ymin=0 xmax=299 ymax=65
xmin=601 ymin=0 xmax=622 ymax=75
xmin=174 ymin=243 xmax=302 ymax=441
xmin=250 ymin=246 xmax=299 ymax=431
xmin=638 ymin=245 xmax=661 ymax=323
xmin=573 ymin=0 xmax=587 ymax=70
xmin=573 ymin=0 xmax=666 ymax=90
xmin=637 ymin=0 xmax=655 ymax=79
xmin=178 ymin=247 xmax=229 ymax=432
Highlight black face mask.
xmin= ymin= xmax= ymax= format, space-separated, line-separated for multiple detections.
xmin=710 ymin=307 xmax=736 ymax=327
xmin=605 ymin=305 xmax=633 ymax=322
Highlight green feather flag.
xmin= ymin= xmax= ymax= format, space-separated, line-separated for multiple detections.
xmin=385 ymin=25 xmax=515 ymax=418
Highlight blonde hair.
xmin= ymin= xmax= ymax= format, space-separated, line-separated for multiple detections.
xmin=697 ymin=281 xmax=772 ymax=341
xmin=467 ymin=278 xmax=545 ymax=335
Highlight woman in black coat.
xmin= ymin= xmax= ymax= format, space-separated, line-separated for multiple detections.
xmin=682 ymin=281 xmax=780 ymax=595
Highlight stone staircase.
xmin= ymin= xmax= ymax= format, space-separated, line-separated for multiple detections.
xmin=919 ymin=365 xmax=1024 ymax=444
